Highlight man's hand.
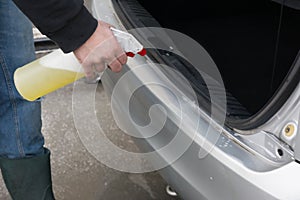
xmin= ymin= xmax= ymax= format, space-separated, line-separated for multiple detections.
xmin=73 ymin=21 xmax=127 ymax=78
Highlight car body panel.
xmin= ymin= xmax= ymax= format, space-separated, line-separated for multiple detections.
xmin=91 ymin=0 xmax=300 ymax=199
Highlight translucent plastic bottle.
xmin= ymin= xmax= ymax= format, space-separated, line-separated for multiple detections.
xmin=14 ymin=28 xmax=146 ymax=101
xmin=14 ymin=49 xmax=84 ymax=101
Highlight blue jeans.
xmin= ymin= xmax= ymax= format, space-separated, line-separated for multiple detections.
xmin=0 ymin=0 xmax=45 ymax=159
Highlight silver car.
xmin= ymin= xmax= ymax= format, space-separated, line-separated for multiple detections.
xmin=90 ymin=0 xmax=300 ymax=199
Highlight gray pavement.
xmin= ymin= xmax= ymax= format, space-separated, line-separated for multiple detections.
xmin=0 ymin=77 xmax=180 ymax=200
xmin=1 ymin=1 xmax=181 ymax=197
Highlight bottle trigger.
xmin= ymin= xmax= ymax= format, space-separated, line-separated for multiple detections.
xmin=126 ymin=52 xmax=135 ymax=57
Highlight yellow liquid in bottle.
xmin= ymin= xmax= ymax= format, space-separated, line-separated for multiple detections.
xmin=14 ymin=59 xmax=84 ymax=101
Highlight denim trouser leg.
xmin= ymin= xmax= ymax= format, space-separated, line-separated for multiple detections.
xmin=0 ymin=0 xmax=45 ymax=159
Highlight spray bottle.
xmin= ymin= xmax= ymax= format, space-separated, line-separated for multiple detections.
xmin=14 ymin=28 xmax=146 ymax=101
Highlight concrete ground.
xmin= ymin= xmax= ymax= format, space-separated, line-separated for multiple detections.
xmin=0 ymin=80 xmax=180 ymax=200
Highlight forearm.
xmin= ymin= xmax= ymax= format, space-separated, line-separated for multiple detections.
xmin=13 ymin=0 xmax=98 ymax=53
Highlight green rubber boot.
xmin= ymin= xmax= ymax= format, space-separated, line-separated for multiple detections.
xmin=0 ymin=148 xmax=55 ymax=200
